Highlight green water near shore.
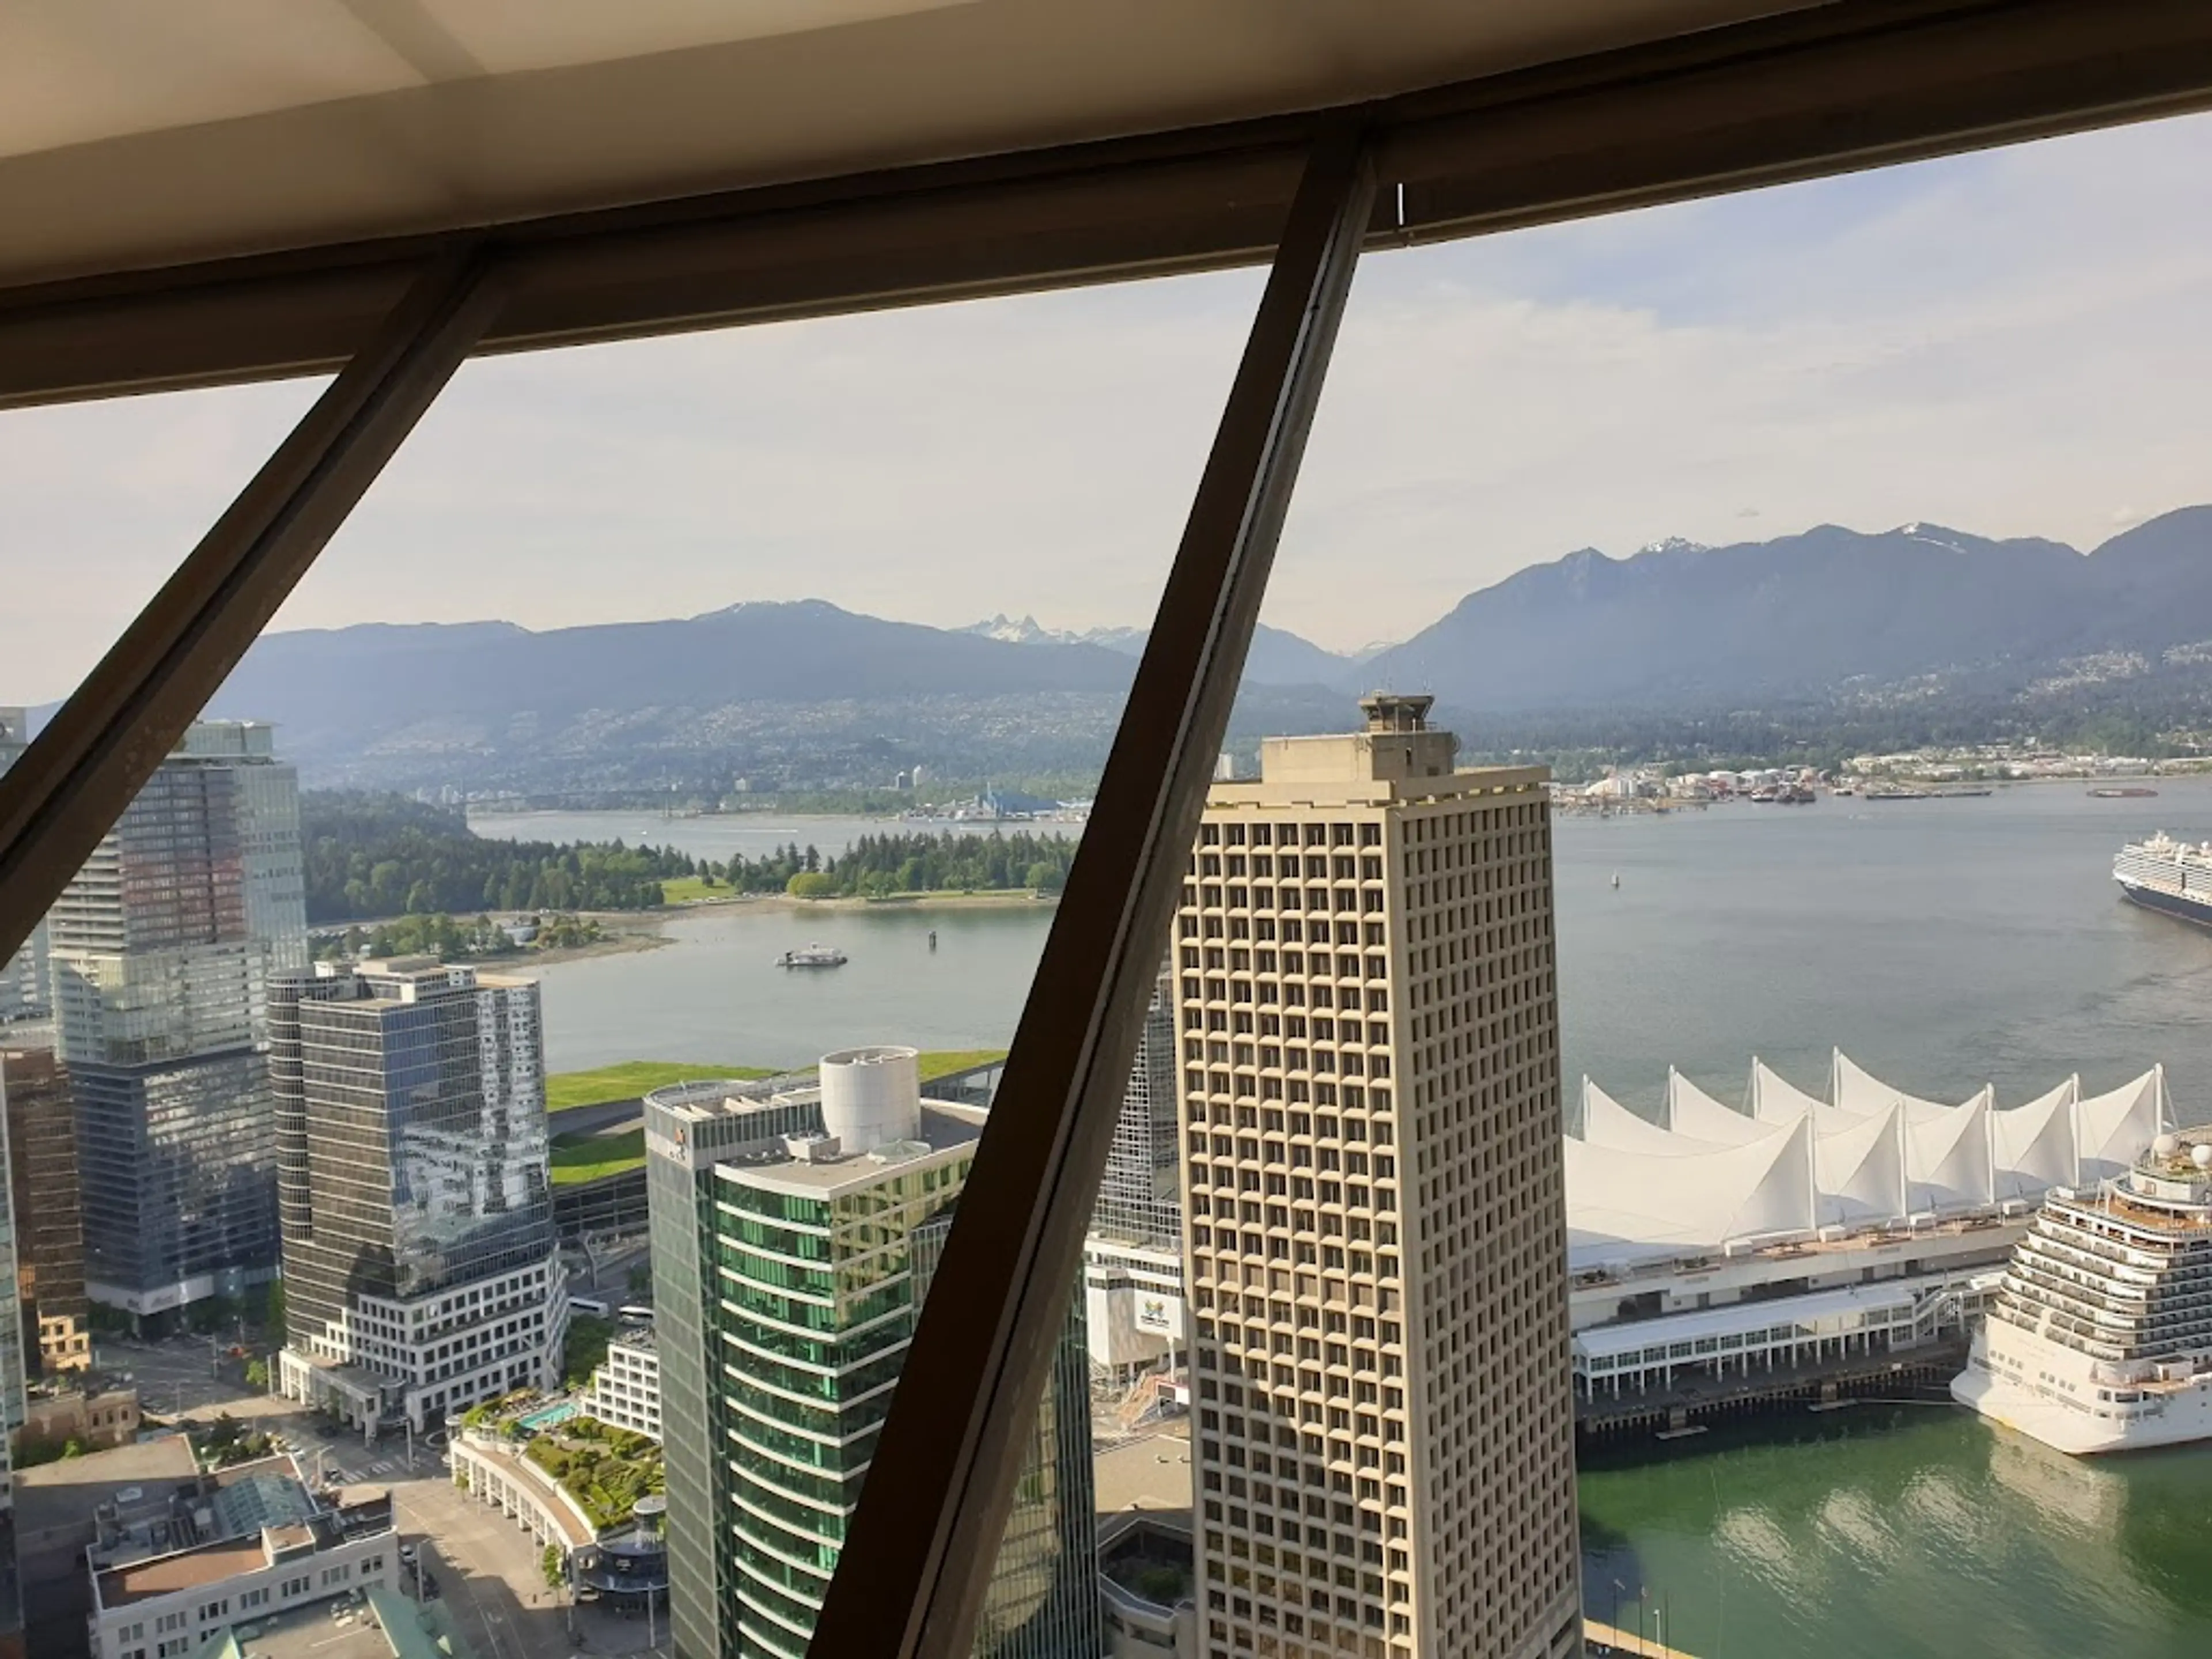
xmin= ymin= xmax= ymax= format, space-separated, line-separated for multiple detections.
xmin=1579 ymin=1407 xmax=2212 ymax=1658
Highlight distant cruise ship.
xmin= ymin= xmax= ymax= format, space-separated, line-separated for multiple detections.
xmin=2113 ymin=831 xmax=2212 ymax=928
xmin=1953 ymin=1127 xmax=2212 ymax=1454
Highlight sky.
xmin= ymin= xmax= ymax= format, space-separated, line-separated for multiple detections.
xmin=7 ymin=108 xmax=2212 ymax=702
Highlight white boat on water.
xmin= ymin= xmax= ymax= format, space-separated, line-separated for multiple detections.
xmin=776 ymin=944 xmax=849 ymax=969
xmin=1955 ymin=1111 xmax=2212 ymax=1455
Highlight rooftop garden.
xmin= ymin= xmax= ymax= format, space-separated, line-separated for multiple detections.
xmin=544 ymin=1051 xmax=1010 ymax=1184
xmin=549 ymin=1128 xmax=649 ymax=1187
xmin=546 ymin=1050 xmax=1005 ymax=1115
xmin=546 ymin=1060 xmax=777 ymax=1113
xmin=522 ymin=1417 xmax=665 ymax=1534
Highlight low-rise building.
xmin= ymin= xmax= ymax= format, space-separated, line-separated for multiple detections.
xmin=1092 ymin=1433 xmax=1195 ymax=1659
xmin=583 ymin=1328 xmax=660 ymax=1441
xmin=17 ymin=1435 xmax=201 ymax=1659
xmin=185 ymin=1585 xmax=478 ymax=1659
xmin=448 ymin=1430 xmax=597 ymax=1563
xmin=20 ymin=1380 xmax=140 ymax=1454
xmin=84 ymin=1453 xmax=395 ymax=1659
xmin=1081 ymin=1237 xmax=1185 ymax=1380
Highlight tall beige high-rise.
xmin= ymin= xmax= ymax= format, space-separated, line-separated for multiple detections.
xmin=1176 ymin=694 xmax=1582 ymax=1659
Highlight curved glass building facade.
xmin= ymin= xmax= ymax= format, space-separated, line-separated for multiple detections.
xmin=646 ymin=1063 xmax=1099 ymax=1659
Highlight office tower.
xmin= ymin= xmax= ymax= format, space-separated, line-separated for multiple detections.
xmin=1175 ymin=695 xmax=1582 ymax=1659
xmin=1094 ymin=968 xmax=1182 ymax=1244
xmin=48 ymin=721 xmax=306 ymax=1324
xmin=1084 ymin=969 xmax=1190 ymax=1378
xmin=0 ymin=710 xmax=49 ymax=1030
xmin=646 ymin=1047 xmax=1100 ymax=1659
xmin=0 ymin=1077 xmax=23 ymax=1517
xmin=1 ymin=1050 xmax=88 ymax=1374
xmin=270 ymin=958 xmax=564 ymax=1435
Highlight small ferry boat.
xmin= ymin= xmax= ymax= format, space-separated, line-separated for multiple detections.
xmin=2089 ymin=786 xmax=2158 ymax=798
xmin=776 ymin=944 xmax=849 ymax=969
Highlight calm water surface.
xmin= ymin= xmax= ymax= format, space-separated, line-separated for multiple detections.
xmin=478 ymin=784 xmax=2212 ymax=1656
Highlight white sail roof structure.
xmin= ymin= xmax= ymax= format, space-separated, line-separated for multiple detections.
xmin=1906 ymin=1088 xmax=1994 ymax=1213
xmin=1750 ymin=1059 xmax=1861 ymax=1135
xmin=1581 ymin=1080 xmax=1724 ymax=1157
xmin=1833 ymin=1051 xmax=1967 ymax=1126
xmin=1991 ymin=1078 xmax=2078 ymax=1201
xmin=2077 ymin=1068 xmax=2167 ymax=1184
xmin=1665 ymin=1069 xmax=1771 ymax=1146
xmin=1564 ymin=1116 xmax=1814 ymax=1270
xmin=1811 ymin=1103 xmax=1906 ymax=1229
xmin=1565 ymin=1058 xmax=2166 ymax=1270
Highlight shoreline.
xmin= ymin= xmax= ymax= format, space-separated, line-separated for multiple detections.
xmin=660 ymin=889 xmax=1059 ymax=915
xmin=454 ymin=914 xmax=673 ymax=970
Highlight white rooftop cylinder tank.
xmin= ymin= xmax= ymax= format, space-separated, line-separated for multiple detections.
xmin=819 ymin=1046 xmax=923 ymax=1154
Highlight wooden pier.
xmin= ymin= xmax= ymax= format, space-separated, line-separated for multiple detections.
xmin=1585 ymin=1617 xmax=1700 ymax=1657
xmin=1578 ymin=1338 xmax=1968 ymax=1440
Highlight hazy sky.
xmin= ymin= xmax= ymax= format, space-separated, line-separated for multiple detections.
xmin=8 ymin=108 xmax=2212 ymax=702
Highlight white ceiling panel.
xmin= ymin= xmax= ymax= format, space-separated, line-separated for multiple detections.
xmin=0 ymin=1 xmax=1806 ymax=289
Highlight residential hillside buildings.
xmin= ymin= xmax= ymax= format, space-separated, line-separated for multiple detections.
xmin=645 ymin=1047 xmax=1099 ymax=1659
xmin=271 ymin=958 xmax=564 ymax=1435
xmin=1175 ymin=695 xmax=1582 ymax=1659
xmin=48 ymin=721 xmax=305 ymax=1323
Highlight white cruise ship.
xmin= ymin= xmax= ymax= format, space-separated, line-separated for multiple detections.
xmin=1953 ymin=1127 xmax=2212 ymax=1453
xmin=2113 ymin=831 xmax=2212 ymax=929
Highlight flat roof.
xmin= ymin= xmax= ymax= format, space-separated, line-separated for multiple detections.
xmin=98 ymin=1537 xmax=269 ymax=1609
xmin=715 ymin=1101 xmax=986 ymax=1199
xmin=1573 ymin=1281 xmax=1938 ymax=1361
xmin=15 ymin=1436 xmax=199 ymax=1541
xmin=192 ymin=1585 xmax=478 ymax=1659
xmin=1092 ymin=1431 xmax=1192 ymax=1519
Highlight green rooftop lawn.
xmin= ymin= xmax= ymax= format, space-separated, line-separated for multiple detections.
xmin=545 ymin=1060 xmax=776 ymax=1112
xmin=915 ymin=1049 xmax=1007 ymax=1081
xmin=548 ymin=1128 xmax=647 ymax=1187
xmin=543 ymin=1051 xmax=1008 ymax=1185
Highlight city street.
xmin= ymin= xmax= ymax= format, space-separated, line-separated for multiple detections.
xmin=94 ymin=1332 xmax=278 ymax=1423
xmin=399 ymin=1461 xmax=668 ymax=1659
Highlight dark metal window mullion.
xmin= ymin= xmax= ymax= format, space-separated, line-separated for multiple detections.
xmin=809 ymin=123 xmax=1377 ymax=1659
xmin=0 ymin=247 xmax=506 ymax=966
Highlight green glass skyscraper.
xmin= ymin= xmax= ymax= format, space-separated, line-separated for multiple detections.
xmin=646 ymin=1046 xmax=1099 ymax=1659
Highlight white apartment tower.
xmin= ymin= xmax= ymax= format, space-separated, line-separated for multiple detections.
xmin=1176 ymin=694 xmax=1582 ymax=1659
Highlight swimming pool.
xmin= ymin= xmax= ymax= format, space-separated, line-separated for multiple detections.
xmin=516 ymin=1400 xmax=581 ymax=1433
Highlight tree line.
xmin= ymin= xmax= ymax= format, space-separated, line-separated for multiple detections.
xmin=715 ymin=830 xmax=1078 ymax=898
xmin=303 ymin=791 xmax=700 ymax=922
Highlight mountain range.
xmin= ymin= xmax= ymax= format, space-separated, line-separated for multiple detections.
xmin=193 ymin=504 xmax=2212 ymax=793
xmin=957 ymin=614 xmax=1377 ymax=686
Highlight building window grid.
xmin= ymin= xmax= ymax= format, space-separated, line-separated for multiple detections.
xmin=1180 ymin=786 xmax=1574 ymax=1655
